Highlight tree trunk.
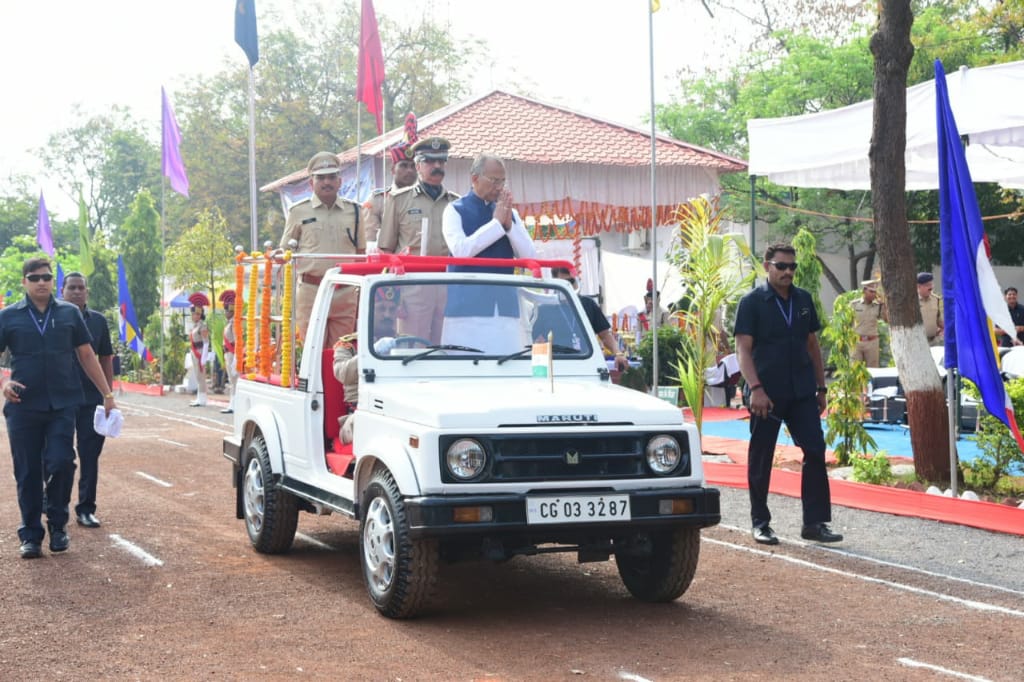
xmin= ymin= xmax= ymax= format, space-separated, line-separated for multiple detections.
xmin=870 ymin=0 xmax=951 ymax=483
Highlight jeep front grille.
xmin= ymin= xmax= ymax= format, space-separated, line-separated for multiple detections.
xmin=439 ymin=433 xmax=691 ymax=483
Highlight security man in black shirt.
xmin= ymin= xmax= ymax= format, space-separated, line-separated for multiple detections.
xmin=0 ymin=258 xmax=116 ymax=559
xmin=734 ymin=244 xmax=841 ymax=546
xmin=62 ymin=272 xmax=115 ymax=529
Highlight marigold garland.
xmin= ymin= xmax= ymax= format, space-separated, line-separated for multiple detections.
xmin=279 ymin=251 xmax=294 ymax=387
xmin=245 ymin=256 xmax=259 ymax=373
xmin=235 ymin=251 xmax=246 ymax=375
xmin=259 ymin=248 xmax=273 ymax=378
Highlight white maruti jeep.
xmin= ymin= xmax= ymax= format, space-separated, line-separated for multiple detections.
xmin=223 ymin=254 xmax=720 ymax=618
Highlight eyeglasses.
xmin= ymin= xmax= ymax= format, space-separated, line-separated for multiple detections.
xmin=768 ymin=261 xmax=798 ymax=272
xmin=26 ymin=273 xmax=53 ymax=282
xmin=483 ymin=175 xmax=506 ymax=187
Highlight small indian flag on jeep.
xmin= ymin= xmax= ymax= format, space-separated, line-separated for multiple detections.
xmin=531 ymin=338 xmax=552 ymax=378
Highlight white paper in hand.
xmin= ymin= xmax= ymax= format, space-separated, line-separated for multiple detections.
xmin=93 ymin=406 xmax=124 ymax=438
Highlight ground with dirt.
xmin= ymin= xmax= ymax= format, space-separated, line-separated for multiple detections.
xmin=0 ymin=393 xmax=1021 ymax=681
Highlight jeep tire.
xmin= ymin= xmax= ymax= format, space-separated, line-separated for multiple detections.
xmin=615 ymin=527 xmax=700 ymax=602
xmin=242 ymin=434 xmax=299 ymax=554
xmin=360 ymin=467 xmax=438 ymax=618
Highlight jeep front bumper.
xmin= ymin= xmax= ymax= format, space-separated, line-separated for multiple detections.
xmin=402 ymin=486 xmax=720 ymax=539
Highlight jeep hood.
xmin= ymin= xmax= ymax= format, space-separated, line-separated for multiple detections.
xmin=365 ymin=378 xmax=684 ymax=428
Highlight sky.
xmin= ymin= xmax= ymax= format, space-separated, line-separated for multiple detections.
xmin=0 ymin=0 xmax=738 ymax=219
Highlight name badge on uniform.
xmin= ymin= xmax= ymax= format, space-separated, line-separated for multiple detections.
xmin=407 ymin=208 xmax=423 ymax=215
xmin=301 ymin=217 xmax=317 ymax=225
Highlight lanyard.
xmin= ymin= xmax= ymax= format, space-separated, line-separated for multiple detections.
xmin=774 ymin=295 xmax=793 ymax=328
xmin=27 ymin=304 xmax=53 ymax=337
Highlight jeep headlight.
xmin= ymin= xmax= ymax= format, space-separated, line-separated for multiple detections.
xmin=446 ymin=438 xmax=487 ymax=480
xmin=646 ymin=435 xmax=681 ymax=475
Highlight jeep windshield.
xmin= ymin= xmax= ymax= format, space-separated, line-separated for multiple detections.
xmin=368 ymin=280 xmax=595 ymax=360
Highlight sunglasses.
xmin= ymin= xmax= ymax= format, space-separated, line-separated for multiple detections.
xmin=768 ymin=261 xmax=798 ymax=272
xmin=26 ymin=273 xmax=54 ymax=282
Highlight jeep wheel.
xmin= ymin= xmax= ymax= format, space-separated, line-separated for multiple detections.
xmin=615 ymin=527 xmax=700 ymax=602
xmin=242 ymin=435 xmax=299 ymax=554
xmin=360 ymin=468 xmax=438 ymax=618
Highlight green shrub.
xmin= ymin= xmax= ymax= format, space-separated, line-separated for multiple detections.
xmin=851 ymin=451 xmax=892 ymax=485
xmin=962 ymin=377 xmax=1024 ymax=481
xmin=636 ymin=325 xmax=686 ymax=390
xmin=822 ymin=291 xmax=877 ymax=466
xmin=962 ymin=460 xmax=997 ymax=490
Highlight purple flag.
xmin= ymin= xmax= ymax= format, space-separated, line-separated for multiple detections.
xmin=161 ymin=86 xmax=190 ymax=197
xmin=37 ymin=191 xmax=54 ymax=256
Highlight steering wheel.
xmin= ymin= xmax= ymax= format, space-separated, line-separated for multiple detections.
xmin=392 ymin=335 xmax=432 ymax=349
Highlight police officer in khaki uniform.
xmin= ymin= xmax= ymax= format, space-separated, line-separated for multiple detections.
xmin=363 ymin=141 xmax=418 ymax=245
xmin=281 ymin=151 xmax=364 ymax=343
xmin=917 ymin=272 xmax=944 ymax=347
xmin=850 ymin=279 xmax=886 ymax=367
xmin=379 ymin=137 xmax=460 ymax=343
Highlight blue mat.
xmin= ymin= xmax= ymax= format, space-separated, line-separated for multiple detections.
xmin=699 ymin=416 xmax=1010 ymax=472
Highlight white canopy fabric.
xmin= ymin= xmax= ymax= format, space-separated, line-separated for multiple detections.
xmin=748 ymin=60 xmax=1024 ymax=190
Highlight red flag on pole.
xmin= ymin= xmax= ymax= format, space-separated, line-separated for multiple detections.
xmin=357 ymin=0 xmax=386 ymax=133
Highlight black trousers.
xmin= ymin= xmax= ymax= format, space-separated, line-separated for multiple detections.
xmin=74 ymin=403 xmax=106 ymax=516
xmin=4 ymin=405 xmax=76 ymax=542
xmin=747 ymin=394 xmax=831 ymax=529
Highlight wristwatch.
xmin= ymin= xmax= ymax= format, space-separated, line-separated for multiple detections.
xmin=816 ymin=386 xmax=828 ymax=395
xmin=104 ymin=392 xmax=115 ymax=399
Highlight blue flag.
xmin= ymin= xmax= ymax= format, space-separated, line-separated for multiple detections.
xmin=936 ymin=59 xmax=1024 ymax=452
xmin=56 ymin=263 xmax=64 ymax=298
xmin=37 ymin=192 xmax=54 ymax=256
xmin=235 ymin=0 xmax=259 ymax=67
xmin=117 ymin=256 xmax=154 ymax=363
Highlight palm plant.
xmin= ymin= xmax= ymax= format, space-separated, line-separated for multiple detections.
xmin=667 ymin=196 xmax=757 ymax=434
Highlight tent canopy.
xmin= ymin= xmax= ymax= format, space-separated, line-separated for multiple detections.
xmin=748 ymin=60 xmax=1024 ymax=190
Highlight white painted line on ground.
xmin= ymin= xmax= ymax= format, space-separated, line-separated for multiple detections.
xmin=136 ymin=471 xmax=173 ymax=488
xmin=126 ymin=401 xmax=233 ymax=433
xmin=157 ymin=438 xmax=187 ymax=447
xmin=618 ymin=672 xmax=652 ymax=682
xmin=897 ymin=658 xmax=991 ymax=681
xmin=296 ymin=532 xmax=335 ymax=551
xmin=718 ymin=523 xmax=1024 ymax=599
xmin=704 ymin=537 xmax=1024 ymax=619
xmin=110 ymin=534 xmax=164 ymax=567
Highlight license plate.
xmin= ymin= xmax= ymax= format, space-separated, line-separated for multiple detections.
xmin=525 ymin=494 xmax=631 ymax=525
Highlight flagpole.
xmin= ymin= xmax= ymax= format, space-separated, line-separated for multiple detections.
xmin=160 ymin=176 xmax=167 ymax=391
xmin=247 ymin=66 xmax=258 ymax=252
xmin=947 ymin=370 xmax=958 ymax=497
xmin=356 ymin=107 xmax=363 ymax=203
xmin=647 ymin=1 xmax=660 ymax=395
xmin=380 ymin=94 xmax=387 ymax=195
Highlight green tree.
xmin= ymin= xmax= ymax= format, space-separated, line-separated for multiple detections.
xmin=174 ymin=6 xmax=472 ymax=247
xmin=0 ymin=191 xmax=39 ymax=252
xmin=659 ymin=0 xmax=1024 ymax=293
xmin=165 ymin=208 xmax=235 ymax=309
xmin=36 ymin=106 xmax=160 ymax=236
xmin=792 ymin=228 xmax=825 ymax=327
xmin=115 ymin=189 xmax=162 ymax=327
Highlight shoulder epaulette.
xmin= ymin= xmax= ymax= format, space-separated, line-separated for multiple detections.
xmin=391 ymin=184 xmax=416 ymax=197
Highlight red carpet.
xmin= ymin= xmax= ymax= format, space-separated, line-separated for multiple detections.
xmin=703 ymin=461 xmax=1024 ymax=537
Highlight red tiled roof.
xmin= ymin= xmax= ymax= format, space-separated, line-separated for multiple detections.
xmin=262 ymin=90 xmax=746 ymax=192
